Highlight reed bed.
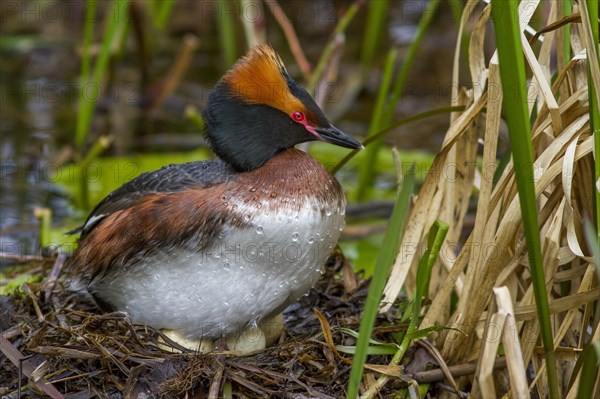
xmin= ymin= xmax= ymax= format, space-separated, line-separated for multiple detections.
xmin=370 ymin=1 xmax=599 ymax=397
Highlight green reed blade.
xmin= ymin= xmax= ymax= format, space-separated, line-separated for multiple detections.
xmin=355 ymin=49 xmax=396 ymax=201
xmin=577 ymin=342 xmax=600 ymax=399
xmin=491 ymin=1 xmax=559 ymax=397
xmin=75 ymin=0 xmax=129 ymax=150
xmin=214 ymin=0 xmax=237 ymax=67
xmin=360 ymin=0 xmax=389 ymax=71
xmin=330 ymin=106 xmax=464 ymax=175
xmin=585 ymin=0 xmax=599 ymax=242
xmin=346 ymin=167 xmax=415 ymax=399
xmin=355 ymin=0 xmax=441 ymax=202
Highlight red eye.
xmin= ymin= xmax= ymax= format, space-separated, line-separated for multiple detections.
xmin=292 ymin=111 xmax=305 ymax=122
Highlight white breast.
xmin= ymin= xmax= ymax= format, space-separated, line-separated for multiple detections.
xmin=91 ymin=197 xmax=346 ymax=338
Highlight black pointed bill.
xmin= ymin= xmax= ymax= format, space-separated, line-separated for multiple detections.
xmin=313 ymin=125 xmax=364 ymax=150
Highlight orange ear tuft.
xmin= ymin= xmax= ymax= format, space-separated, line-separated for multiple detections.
xmin=222 ymin=44 xmax=305 ymax=116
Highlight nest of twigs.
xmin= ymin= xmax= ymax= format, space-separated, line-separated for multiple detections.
xmin=1 ymin=252 xmax=442 ymax=399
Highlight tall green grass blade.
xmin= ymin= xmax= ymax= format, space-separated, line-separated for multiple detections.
xmin=383 ymin=0 xmax=441 ymax=128
xmin=577 ymin=342 xmax=600 ymax=399
xmin=491 ymin=2 xmax=559 ymax=397
xmin=34 ymin=208 xmax=52 ymax=248
xmin=75 ymin=0 xmax=129 ymax=210
xmin=355 ymin=0 xmax=441 ymax=201
xmin=75 ymin=0 xmax=96 ymax=151
xmin=330 ymin=106 xmax=464 ymax=174
xmin=398 ymin=220 xmax=448 ymax=341
xmin=413 ymin=220 xmax=448 ymax=324
xmin=80 ymin=1 xmax=95 ymax=83
xmin=449 ymin=0 xmax=468 ymax=53
xmin=364 ymin=220 xmax=449 ymax=398
xmin=308 ymin=0 xmax=362 ymax=91
xmin=79 ymin=136 xmax=113 ymax=210
xmin=154 ymin=0 xmax=175 ymax=30
xmin=82 ymin=136 xmax=113 ymax=166
xmin=360 ymin=0 xmax=388 ymax=71
xmin=75 ymin=0 xmax=129 ymax=150
xmin=346 ymin=168 xmax=415 ymax=399
xmin=355 ymin=49 xmax=396 ymax=201
xmin=585 ymin=0 xmax=600 ymax=241
xmin=214 ymin=0 xmax=237 ymax=67
xmin=449 ymin=0 xmax=463 ymax=24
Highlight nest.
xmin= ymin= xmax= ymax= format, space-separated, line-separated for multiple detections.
xmin=0 ymin=252 xmax=423 ymax=398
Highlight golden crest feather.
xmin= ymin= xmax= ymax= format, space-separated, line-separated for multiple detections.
xmin=222 ymin=45 xmax=306 ymax=116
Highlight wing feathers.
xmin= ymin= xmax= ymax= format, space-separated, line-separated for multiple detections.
xmin=74 ymin=160 xmax=235 ymax=237
xmin=68 ymin=186 xmax=248 ymax=280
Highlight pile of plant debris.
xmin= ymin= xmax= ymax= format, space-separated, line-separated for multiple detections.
xmin=0 ymin=251 xmax=452 ymax=399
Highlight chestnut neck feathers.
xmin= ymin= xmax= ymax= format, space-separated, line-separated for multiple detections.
xmin=202 ymin=45 xmax=331 ymax=172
